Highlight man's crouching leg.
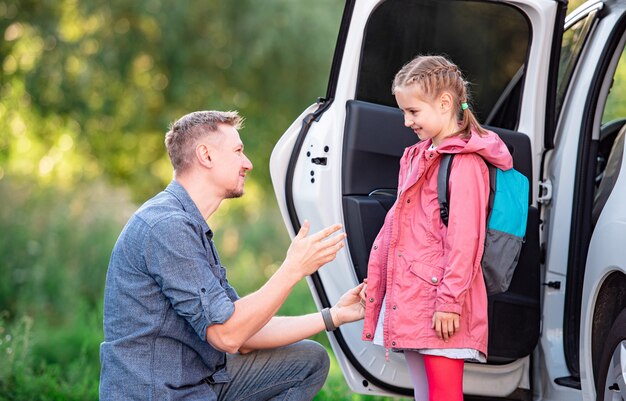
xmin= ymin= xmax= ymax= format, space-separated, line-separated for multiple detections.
xmin=214 ymin=339 xmax=330 ymax=401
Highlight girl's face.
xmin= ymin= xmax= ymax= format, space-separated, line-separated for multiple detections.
xmin=395 ymin=85 xmax=456 ymax=146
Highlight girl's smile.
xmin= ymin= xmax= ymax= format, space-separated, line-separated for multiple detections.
xmin=394 ymin=85 xmax=459 ymax=146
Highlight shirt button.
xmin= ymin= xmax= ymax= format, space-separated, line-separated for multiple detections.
xmin=398 ymin=253 xmax=402 ymax=257
xmin=373 ymin=245 xmax=378 ymax=250
xmin=392 ymin=341 xmax=396 ymax=346
xmin=201 ymin=288 xmax=206 ymax=293
xmin=407 ymin=199 xmax=411 ymax=203
xmin=366 ymin=333 xmax=372 ymax=339
xmin=392 ymin=305 xmax=397 ymax=310
xmin=369 ymin=298 xmax=374 ymax=303
xmin=431 ymin=277 xmax=438 ymax=284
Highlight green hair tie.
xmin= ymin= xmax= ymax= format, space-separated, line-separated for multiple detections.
xmin=461 ymin=102 xmax=468 ymax=110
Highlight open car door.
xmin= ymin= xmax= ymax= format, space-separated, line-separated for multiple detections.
xmin=270 ymin=0 xmax=566 ymax=397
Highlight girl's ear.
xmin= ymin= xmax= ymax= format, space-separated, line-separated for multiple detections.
xmin=439 ymin=92 xmax=454 ymax=113
xmin=196 ymin=143 xmax=213 ymax=168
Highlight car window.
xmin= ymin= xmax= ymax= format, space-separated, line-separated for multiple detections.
xmin=602 ymin=49 xmax=626 ymax=124
xmin=557 ymin=11 xmax=598 ymax=118
xmin=355 ymin=0 xmax=530 ymax=129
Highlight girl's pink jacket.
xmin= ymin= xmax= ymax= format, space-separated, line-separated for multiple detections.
xmin=361 ymin=130 xmax=513 ymax=356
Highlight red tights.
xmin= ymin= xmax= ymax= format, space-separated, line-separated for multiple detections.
xmin=423 ymin=354 xmax=464 ymax=401
xmin=405 ymin=352 xmax=465 ymax=400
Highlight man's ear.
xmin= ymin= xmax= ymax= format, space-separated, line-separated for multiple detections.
xmin=196 ymin=143 xmax=213 ymax=168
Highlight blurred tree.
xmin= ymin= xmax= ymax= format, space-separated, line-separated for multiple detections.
xmin=568 ymin=0 xmax=587 ymax=13
xmin=0 ymin=0 xmax=343 ymax=200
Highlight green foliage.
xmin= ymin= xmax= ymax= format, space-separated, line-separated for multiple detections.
xmin=0 ymin=0 xmax=343 ymax=201
xmin=604 ymin=50 xmax=626 ymax=123
xmin=567 ymin=0 xmax=588 ymax=14
xmin=0 ymin=178 xmax=126 ymax=399
xmin=0 ymin=178 xmax=131 ymax=319
xmin=0 ymin=313 xmax=100 ymax=401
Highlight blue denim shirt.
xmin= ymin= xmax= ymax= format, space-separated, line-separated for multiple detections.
xmin=100 ymin=181 xmax=239 ymax=401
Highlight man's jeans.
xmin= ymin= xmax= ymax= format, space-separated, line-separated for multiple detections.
xmin=213 ymin=340 xmax=330 ymax=401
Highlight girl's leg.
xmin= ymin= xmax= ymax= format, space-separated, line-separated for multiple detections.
xmin=404 ymin=351 xmax=428 ymax=401
xmin=423 ymin=354 xmax=464 ymax=401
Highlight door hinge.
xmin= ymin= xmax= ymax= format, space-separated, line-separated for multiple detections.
xmin=538 ymin=179 xmax=553 ymax=204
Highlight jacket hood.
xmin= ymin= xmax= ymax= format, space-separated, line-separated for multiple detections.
xmin=436 ymin=129 xmax=513 ymax=170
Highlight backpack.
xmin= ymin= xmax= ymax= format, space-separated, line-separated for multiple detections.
xmin=437 ymin=153 xmax=529 ymax=295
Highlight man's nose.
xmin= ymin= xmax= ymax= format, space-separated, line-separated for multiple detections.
xmin=243 ymin=154 xmax=253 ymax=171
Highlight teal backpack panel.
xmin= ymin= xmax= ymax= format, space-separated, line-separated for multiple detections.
xmin=488 ymin=168 xmax=529 ymax=237
xmin=437 ymin=153 xmax=529 ymax=295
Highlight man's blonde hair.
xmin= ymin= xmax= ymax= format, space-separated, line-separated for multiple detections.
xmin=164 ymin=110 xmax=243 ymax=173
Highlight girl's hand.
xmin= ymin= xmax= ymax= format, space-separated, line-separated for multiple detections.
xmin=432 ymin=311 xmax=460 ymax=342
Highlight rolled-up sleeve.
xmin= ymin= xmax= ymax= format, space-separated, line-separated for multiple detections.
xmin=144 ymin=214 xmax=235 ymax=340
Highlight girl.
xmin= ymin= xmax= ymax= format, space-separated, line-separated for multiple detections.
xmin=360 ymin=55 xmax=513 ymax=401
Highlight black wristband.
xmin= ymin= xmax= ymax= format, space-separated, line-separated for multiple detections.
xmin=321 ymin=307 xmax=337 ymax=332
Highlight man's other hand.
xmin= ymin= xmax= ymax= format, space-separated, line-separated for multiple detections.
xmin=283 ymin=220 xmax=346 ymax=279
xmin=331 ymin=282 xmax=366 ymax=327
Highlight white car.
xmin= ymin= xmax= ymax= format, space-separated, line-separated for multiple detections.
xmin=270 ymin=0 xmax=626 ymax=400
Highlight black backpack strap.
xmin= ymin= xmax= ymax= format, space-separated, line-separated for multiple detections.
xmin=438 ymin=153 xmax=496 ymax=228
xmin=486 ymin=162 xmax=497 ymax=219
xmin=437 ymin=153 xmax=454 ymax=226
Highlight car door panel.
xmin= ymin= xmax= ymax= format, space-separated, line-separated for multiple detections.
xmin=342 ymin=100 xmax=416 ymax=280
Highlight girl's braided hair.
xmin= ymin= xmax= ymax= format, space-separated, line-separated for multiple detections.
xmin=392 ymin=55 xmax=485 ymax=139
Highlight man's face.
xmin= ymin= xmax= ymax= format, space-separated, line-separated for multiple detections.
xmin=210 ymin=124 xmax=253 ymax=199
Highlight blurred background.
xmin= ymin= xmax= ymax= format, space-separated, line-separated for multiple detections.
xmin=0 ymin=0 xmax=600 ymax=400
xmin=0 ymin=0 xmax=358 ymax=399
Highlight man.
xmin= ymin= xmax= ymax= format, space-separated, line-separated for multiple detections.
xmin=99 ymin=110 xmax=365 ymax=400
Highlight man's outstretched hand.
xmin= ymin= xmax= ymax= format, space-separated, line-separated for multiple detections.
xmin=283 ymin=220 xmax=346 ymax=279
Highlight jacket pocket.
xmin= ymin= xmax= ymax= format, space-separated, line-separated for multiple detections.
xmin=409 ymin=262 xmax=445 ymax=287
